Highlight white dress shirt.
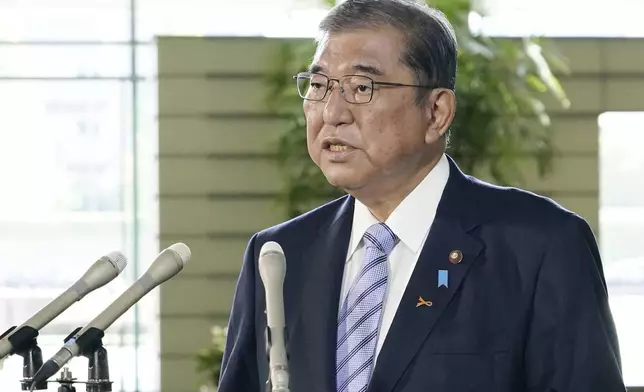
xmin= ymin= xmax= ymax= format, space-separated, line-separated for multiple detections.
xmin=339 ymin=153 xmax=450 ymax=361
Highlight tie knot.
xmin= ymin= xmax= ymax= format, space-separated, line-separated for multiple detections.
xmin=364 ymin=222 xmax=398 ymax=256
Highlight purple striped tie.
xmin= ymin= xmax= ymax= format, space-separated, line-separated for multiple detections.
xmin=336 ymin=222 xmax=399 ymax=392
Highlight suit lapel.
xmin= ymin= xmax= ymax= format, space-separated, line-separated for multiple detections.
xmin=288 ymin=196 xmax=353 ymax=392
xmin=369 ymin=157 xmax=485 ymax=392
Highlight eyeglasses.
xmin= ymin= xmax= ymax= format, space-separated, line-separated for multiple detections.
xmin=293 ymin=71 xmax=434 ymax=104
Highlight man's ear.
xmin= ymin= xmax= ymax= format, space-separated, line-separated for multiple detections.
xmin=424 ymin=88 xmax=456 ymax=145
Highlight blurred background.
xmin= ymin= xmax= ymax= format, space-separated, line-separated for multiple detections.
xmin=0 ymin=0 xmax=643 ymax=391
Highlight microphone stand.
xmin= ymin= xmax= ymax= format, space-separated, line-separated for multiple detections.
xmin=3 ymin=324 xmax=114 ymax=392
xmin=0 ymin=325 xmax=48 ymax=390
xmin=55 ymin=367 xmax=77 ymax=392
xmin=263 ymin=326 xmax=290 ymax=392
xmin=264 ymin=326 xmax=272 ymax=392
xmin=61 ymin=327 xmax=113 ymax=392
xmin=4 ymin=325 xmax=115 ymax=392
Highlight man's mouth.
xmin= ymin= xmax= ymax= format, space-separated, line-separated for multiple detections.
xmin=329 ymin=144 xmax=349 ymax=152
xmin=322 ymin=140 xmax=354 ymax=161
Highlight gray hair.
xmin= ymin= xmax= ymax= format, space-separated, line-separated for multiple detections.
xmin=318 ymin=0 xmax=458 ymax=105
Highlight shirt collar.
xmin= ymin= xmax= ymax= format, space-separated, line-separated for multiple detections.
xmin=347 ymin=153 xmax=450 ymax=259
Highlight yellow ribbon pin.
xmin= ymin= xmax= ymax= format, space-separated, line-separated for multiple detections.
xmin=416 ymin=296 xmax=433 ymax=307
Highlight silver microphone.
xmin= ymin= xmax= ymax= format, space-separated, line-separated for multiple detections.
xmin=259 ymin=241 xmax=290 ymax=392
xmin=29 ymin=243 xmax=191 ymax=387
xmin=0 ymin=251 xmax=128 ymax=360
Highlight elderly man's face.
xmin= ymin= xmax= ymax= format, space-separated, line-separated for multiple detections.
xmin=303 ymin=27 xmax=450 ymax=198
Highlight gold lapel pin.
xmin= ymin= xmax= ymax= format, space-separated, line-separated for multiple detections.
xmin=449 ymin=250 xmax=463 ymax=264
xmin=416 ymin=296 xmax=433 ymax=307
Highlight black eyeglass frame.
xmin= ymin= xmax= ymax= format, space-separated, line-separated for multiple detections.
xmin=293 ymin=71 xmax=435 ymax=104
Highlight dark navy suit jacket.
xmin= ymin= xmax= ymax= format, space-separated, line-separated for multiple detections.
xmin=218 ymin=156 xmax=625 ymax=392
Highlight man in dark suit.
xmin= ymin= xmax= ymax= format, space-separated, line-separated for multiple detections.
xmin=218 ymin=0 xmax=626 ymax=391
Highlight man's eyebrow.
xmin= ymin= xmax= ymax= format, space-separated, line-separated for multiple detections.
xmin=351 ymin=64 xmax=384 ymax=76
xmin=307 ymin=63 xmax=384 ymax=76
xmin=308 ymin=64 xmax=326 ymax=74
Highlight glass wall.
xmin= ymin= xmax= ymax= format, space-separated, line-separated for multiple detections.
xmin=0 ymin=2 xmax=323 ymax=391
xmin=477 ymin=0 xmax=644 ymax=37
xmin=599 ymin=112 xmax=644 ymax=387
xmin=0 ymin=1 xmax=158 ymax=391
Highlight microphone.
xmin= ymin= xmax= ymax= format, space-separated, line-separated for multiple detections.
xmin=29 ymin=242 xmax=191 ymax=387
xmin=0 ymin=251 xmax=128 ymax=360
xmin=259 ymin=241 xmax=290 ymax=392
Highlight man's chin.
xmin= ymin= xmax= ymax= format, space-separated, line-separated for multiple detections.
xmin=322 ymin=170 xmax=363 ymax=192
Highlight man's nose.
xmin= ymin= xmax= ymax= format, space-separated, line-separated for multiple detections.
xmin=323 ymin=82 xmax=351 ymax=126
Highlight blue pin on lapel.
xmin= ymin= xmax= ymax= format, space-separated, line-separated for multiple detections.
xmin=438 ymin=270 xmax=448 ymax=288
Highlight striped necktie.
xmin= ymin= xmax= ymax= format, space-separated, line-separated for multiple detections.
xmin=336 ymin=222 xmax=399 ymax=392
